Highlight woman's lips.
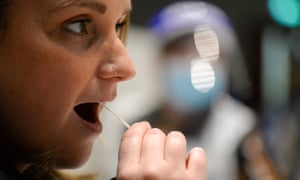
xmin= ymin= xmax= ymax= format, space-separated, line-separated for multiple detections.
xmin=74 ymin=102 xmax=103 ymax=133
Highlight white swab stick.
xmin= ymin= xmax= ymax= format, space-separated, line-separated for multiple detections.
xmin=104 ymin=105 xmax=130 ymax=129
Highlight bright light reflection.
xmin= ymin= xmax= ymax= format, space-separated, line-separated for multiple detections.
xmin=194 ymin=25 xmax=220 ymax=61
xmin=191 ymin=60 xmax=215 ymax=92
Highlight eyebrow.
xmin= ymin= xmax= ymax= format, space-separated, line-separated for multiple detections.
xmin=50 ymin=0 xmax=107 ymax=14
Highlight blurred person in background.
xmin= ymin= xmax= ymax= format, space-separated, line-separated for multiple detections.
xmin=135 ymin=1 xmax=257 ymax=180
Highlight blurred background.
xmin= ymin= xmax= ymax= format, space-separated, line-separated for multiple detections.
xmin=129 ymin=0 xmax=297 ymax=109
xmin=128 ymin=0 xmax=300 ymax=179
xmin=69 ymin=0 xmax=300 ymax=179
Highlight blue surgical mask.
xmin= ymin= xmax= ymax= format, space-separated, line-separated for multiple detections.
xmin=161 ymin=57 xmax=225 ymax=113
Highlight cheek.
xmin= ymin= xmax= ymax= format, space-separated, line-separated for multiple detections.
xmin=21 ymin=37 xmax=93 ymax=99
xmin=23 ymin=51 xmax=94 ymax=127
xmin=0 ymin=39 xmax=93 ymax=140
xmin=0 ymin=46 xmax=97 ymax=165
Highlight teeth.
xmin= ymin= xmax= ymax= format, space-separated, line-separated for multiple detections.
xmin=74 ymin=103 xmax=99 ymax=123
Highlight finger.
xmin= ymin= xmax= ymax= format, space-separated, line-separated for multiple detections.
xmin=118 ymin=122 xmax=151 ymax=166
xmin=186 ymin=147 xmax=207 ymax=179
xmin=165 ymin=131 xmax=187 ymax=169
xmin=140 ymin=128 xmax=165 ymax=164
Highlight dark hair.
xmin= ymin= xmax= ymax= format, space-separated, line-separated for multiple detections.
xmin=0 ymin=0 xmax=10 ymax=31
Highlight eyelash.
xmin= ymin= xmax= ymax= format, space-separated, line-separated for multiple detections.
xmin=115 ymin=21 xmax=126 ymax=33
xmin=115 ymin=17 xmax=129 ymax=42
xmin=63 ymin=19 xmax=91 ymax=36
xmin=60 ymin=14 xmax=129 ymax=48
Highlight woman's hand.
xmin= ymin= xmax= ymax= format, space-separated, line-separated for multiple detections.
xmin=116 ymin=122 xmax=207 ymax=180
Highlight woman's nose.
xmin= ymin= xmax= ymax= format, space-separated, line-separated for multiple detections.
xmin=97 ymin=37 xmax=136 ymax=81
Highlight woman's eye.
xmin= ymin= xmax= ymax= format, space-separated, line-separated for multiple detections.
xmin=115 ymin=14 xmax=129 ymax=42
xmin=115 ymin=22 xmax=126 ymax=35
xmin=115 ymin=21 xmax=129 ymax=42
xmin=64 ymin=19 xmax=90 ymax=35
xmin=116 ymin=22 xmax=126 ymax=37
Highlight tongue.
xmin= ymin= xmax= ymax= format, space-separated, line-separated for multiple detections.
xmin=74 ymin=103 xmax=99 ymax=123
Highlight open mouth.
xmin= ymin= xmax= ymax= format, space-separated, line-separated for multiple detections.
xmin=74 ymin=103 xmax=99 ymax=123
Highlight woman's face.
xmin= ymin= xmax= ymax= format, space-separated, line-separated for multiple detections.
xmin=0 ymin=0 xmax=134 ymax=168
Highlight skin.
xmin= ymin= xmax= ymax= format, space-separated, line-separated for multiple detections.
xmin=0 ymin=0 xmax=135 ymax=168
xmin=0 ymin=0 xmax=207 ymax=179
xmin=118 ymin=122 xmax=207 ymax=179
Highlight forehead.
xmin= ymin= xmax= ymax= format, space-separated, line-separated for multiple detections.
xmin=12 ymin=0 xmax=131 ymax=15
xmin=52 ymin=0 xmax=131 ymax=10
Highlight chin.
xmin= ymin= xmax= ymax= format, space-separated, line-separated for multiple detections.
xmin=56 ymin=143 xmax=94 ymax=169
